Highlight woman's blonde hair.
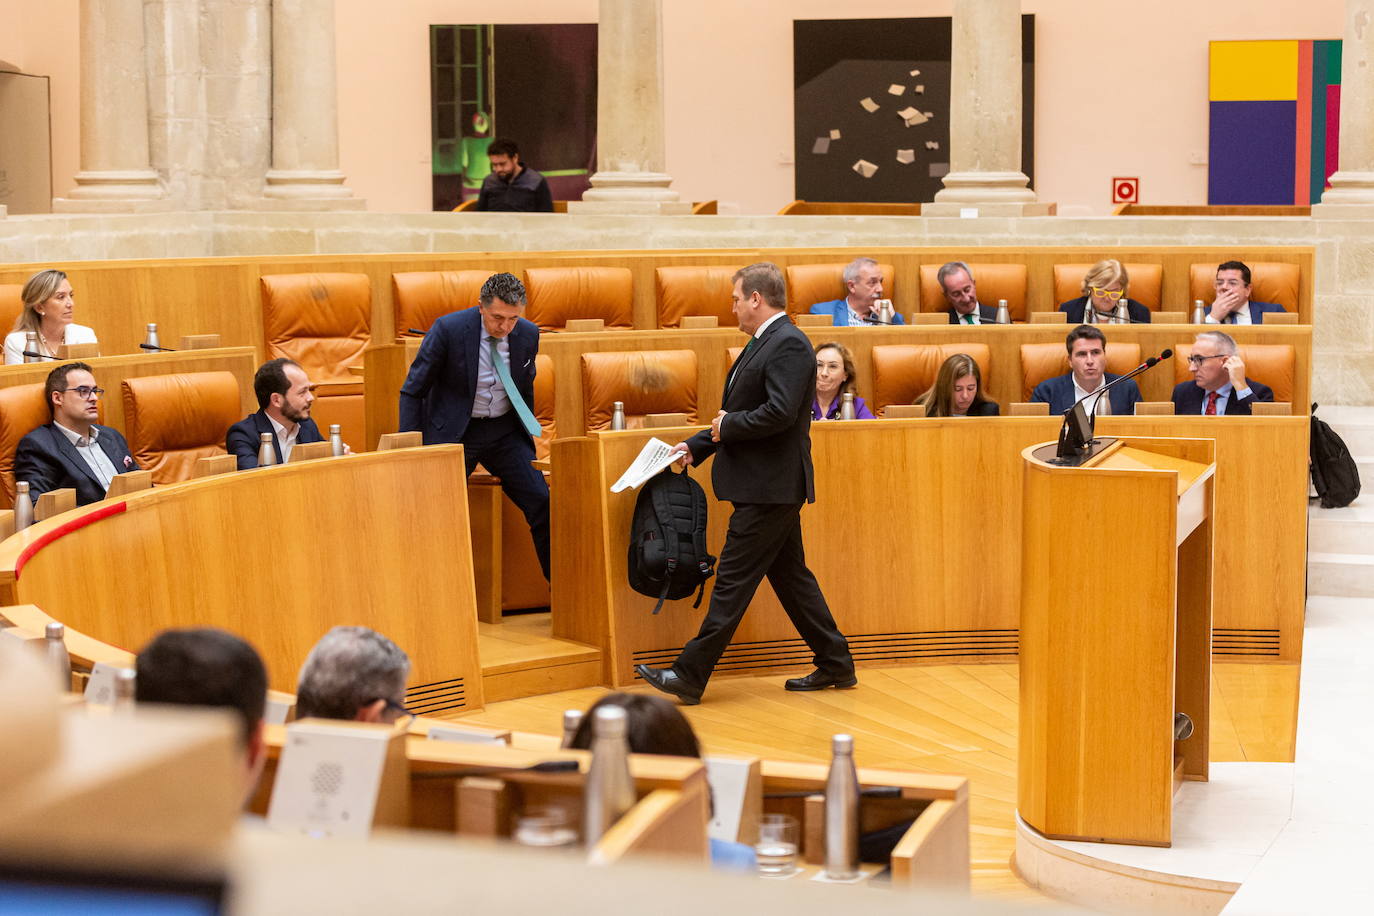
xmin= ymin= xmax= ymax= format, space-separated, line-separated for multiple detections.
xmin=13 ymin=269 xmax=69 ymax=336
xmin=1080 ymin=259 xmax=1129 ymax=297
xmin=916 ymin=353 xmax=990 ymax=417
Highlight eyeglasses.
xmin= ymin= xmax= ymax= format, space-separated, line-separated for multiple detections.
xmin=1089 ymin=287 xmax=1124 ymax=301
xmin=63 ymin=386 xmax=105 ymax=399
xmin=381 ymin=697 xmax=418 ymax=728
xmin=1186 ymin=354 xmax=1226 ymax=367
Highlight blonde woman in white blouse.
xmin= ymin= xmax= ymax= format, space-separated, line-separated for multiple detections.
xmin=4 ymin=269 xmax=99 ymax=364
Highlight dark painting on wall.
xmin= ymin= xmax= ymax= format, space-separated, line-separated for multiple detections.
xmin=793 ymin=16 xmax=1034 ymax=204
xmin=431 ymin=23 xmax=597 ymax=211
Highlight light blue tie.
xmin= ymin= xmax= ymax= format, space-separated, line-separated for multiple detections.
xmin=488 ymin=336 xmax=541 ymax=437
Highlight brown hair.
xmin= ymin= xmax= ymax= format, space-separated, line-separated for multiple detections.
xmin=733 ymin=262 xmax=787 ymax=311
xmin=568 ymin=692 xmax=702 ymax=758
xmin=916 ymin=353 xmax=991 ymax=417
xmin=814 ymin=340 xmax=857 ymax=398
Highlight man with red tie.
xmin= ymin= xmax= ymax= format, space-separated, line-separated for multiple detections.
xmin=1171 ymin=330 xmax=1274 ymax=416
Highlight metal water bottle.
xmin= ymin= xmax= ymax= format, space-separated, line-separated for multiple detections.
xmin=257 ymin=432 xmax=275 ymax=467
xmin=23 ymin=332 xmax=39 ymax=362
xmin=840 ymin=391 xmax=857 ymax=421
xmin=13 ymin=481 xmax=34 ymax=531
xmin=874 ymin=299 xmax=894 ymax=324
xmin=329 ymin=424 xmax=345 ymax=457
xmin=1115 ymin=298 xmax=1130 ymax=323
xmin=1192 ymin=299 xmax=1207 ymax=324
xmin=45 ymin=622 xmax=72 ymax=692
xmin=995 ymin=299 xmax=1011 ymax=324
xmin=583 ymin=706 xmax=636 ymax=843
xmin=144 ymin=323 xmax=160 ymax=349
xmin=824 ymin=733 xmax=861 ymax=880
xmin=610 ymin=401 xmax=627 ymax=431
xmin=561 ymin=710 xmax=583 ymax=748
xmin=115 ymin=668 xmax=137 ymax=712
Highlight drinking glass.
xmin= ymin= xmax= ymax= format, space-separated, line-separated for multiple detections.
xmin=754 ymin=813 xmax=799 ymax=877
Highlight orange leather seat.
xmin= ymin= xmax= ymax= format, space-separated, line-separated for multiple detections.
xmin=121 ymin=371 xmax=242 ymax=485
xmin=1 ymin=283 xmax=23 ymax=336
xmin=871 ymin=344 xmax=993 ymax=414
xmin=0 ymin=383 xmax=50 ymax=509
xmin=785 ymin=262 xmax=897 ymax=316
xmin=581 ymin=350 xmax=698 ymax=431
xmin=392 ymin=270 xmax=493 ymax=338
xmin=655 ymin=266 xmax=738 ymax=328
xmin=259 ymin=273 xmax=371 ymax=440
xmin=1019 ymin=342 xmax=1142 ymax=401
xmin=918 ymin=263 xmax=1028 ymax=320
xmin=523 ymin=267 xmax=633 ymax=331
xmin=1188 ymin=262 xmax=1300 ymax=314
xmin=1172 ymin=343 xmax=1295 ymax=402
xmin=1052 ymin=263 xmax=1163 ymax=312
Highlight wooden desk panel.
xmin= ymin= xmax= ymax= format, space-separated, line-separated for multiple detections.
xmin=0 ymin=445 xmax=484 ymax=712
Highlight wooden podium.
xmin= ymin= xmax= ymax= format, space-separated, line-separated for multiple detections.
xmin=1018 ymin=437 xmax=1215 ymax=847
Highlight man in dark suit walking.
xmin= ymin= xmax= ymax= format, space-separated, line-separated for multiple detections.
xmin=398 ymin=272 xmax=549 ymax=580
xmin=636 ymin=263 xmax=855 ymax=705
xmin=14 ymin=361 xmax=139 ymax=506
xmin=226 ymin=358 xmax=329 ymax=468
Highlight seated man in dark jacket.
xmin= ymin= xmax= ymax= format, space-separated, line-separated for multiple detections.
xmin=226 ymin=358 xmax=328 ymax=468
xmin=14 ymin=361 xmax=140 ymax=506
xmin=474 ymin=138 xmax=554 ymax=212
xmin=1172 ymin=330 xmax=1274 ymax=415
xmin=1031 ymin=325 xmax=1142 ymax=416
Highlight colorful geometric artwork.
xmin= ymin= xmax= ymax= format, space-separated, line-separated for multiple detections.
xmin=1208 ymin=39 xmax=1341 ymax=205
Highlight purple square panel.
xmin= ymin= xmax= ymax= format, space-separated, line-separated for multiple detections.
xmin=1208 ymin=100 xmax=1297 ymax=205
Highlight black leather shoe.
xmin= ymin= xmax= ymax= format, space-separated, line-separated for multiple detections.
xmin=635 ymin=664 xmax=702 ymax=705
xmin=784 ymin=669 xmax=858 ymax=691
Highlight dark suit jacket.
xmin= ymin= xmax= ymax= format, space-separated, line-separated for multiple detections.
xmin=1059 ymin=296 xmax=1152 ymax=324
xmin=1212 ymin=301 xmax=1286 ymax=325
xmin=966 ymin=399 xmax=1000 ymax=417
xmin=1171 ymin=378 xmax=1274 ymax=415
xmin=398 ymin=306 xmax=540 ymax=445
xmin=14 ymin=423 xmax=139 ymax=506
xmin=947 ymin=305 xmax=999 ymax=324
xmin=226 ymin=409 xmax=325 ymax=470
xmin=687 ymin=316 xmax=815 ymax=505
xmin=1030 ymin=372 xmax=1142 ymax=416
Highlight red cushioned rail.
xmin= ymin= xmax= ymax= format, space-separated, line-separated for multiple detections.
xmin=14 ymin=501 xmax=127 ymax=579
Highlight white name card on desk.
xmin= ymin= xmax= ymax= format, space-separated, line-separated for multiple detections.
xmin=705 ymin=756 xmax=754 ymax=843
xmin=267 ymin=720 xmax=402 ymax=839
xmin=427 ymin=724 xmax=510 ymax=746
xmin=84 ymin=662 xmax=120 ymax=706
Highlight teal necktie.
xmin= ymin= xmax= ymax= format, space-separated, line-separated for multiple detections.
xmin=488 ymin=336 xmax=541 ymax=437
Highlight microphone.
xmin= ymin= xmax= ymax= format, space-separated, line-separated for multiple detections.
xmin=1072 ymin=349 xmax=1174 ymax=410
xmin=406 ymin=327 xmax=427 ymax=335
xmin=139 ymin=343 xmax=178 ymax=352
xmin=411 ymin=758 xmax=581 ymax=780
xmin=22 ymin=350 xmax=56 ymax=361
xmin=1054 ymin=350 xmax=1173 ymax=464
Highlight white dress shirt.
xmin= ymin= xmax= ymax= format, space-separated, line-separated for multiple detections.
xmin=267 ymin=413 xmax=300 ymax=463
xmin=471 ymin=333 xmax=513 ymax=418
xmin=53 ymin=420 xmax=118 ymax=493
xmin=1206 ymin=304 xmax=1253 ymax=326
xmin=1071 ymin=374 xmax=1112 ymax=416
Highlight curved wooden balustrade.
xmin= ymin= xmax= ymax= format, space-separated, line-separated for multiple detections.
xmin=0 ymin=445 xmax=484 ymax=713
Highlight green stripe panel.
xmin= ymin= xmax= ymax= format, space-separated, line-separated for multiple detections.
xmin=1311 ymin=40 xmax=1342 ymax=202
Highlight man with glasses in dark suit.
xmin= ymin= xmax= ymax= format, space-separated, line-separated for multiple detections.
xmin=294 ymin=626 xmax=414 ymax=725
xmin=1172 ymin=330 xmax=1274 ymax=415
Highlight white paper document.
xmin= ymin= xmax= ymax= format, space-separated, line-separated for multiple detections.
xmin=610 ymin=437 xmax=679 ymax=493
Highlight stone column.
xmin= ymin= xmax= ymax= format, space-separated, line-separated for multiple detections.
xmin=569 ymin=0 xmax=689 ymax=214
xmin=1315 ymin=0 xmax=1374 ymax=216
xmin=923 ymin=0 xmax=1051 ymax=217
xmin=260 ymin=0 xmax=362 ymax=208
xmin=52 ymin=0 xmax=170 ymax=211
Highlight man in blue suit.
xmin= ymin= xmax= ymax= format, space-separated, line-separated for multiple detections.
xmin=808 ymin=257 xmax=904 ymax=326
xmin=1172 ymin=330 xmax=1274 ymax=415
xmin=399 ymin=272 xmax=549 ymax=580
xmin=1206 ymin=260 xmax=1287 ymax=325
xmin=226 ymin=358 xmax=328 ymax=469
xmin=1031 ymin=325 xmax=1142 ymax=416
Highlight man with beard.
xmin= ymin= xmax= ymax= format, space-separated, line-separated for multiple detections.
xmin=227 ymin=358 xmax=329 ymax=469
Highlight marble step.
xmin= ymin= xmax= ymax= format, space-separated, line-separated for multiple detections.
xmin=1307 ymin=551 xmax=1374 ymax=598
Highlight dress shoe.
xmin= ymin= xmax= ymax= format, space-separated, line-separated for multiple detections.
xmin=784 ymin=669 xmax=858 ymax=691
xmin=635 ymin=664 xmax=702 ymax=705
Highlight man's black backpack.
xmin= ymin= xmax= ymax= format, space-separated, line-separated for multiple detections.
xmin=1310 ymin=403 xmax=1361 ymax=509
xmin=628 ymin=466 xmax=716 ymax=614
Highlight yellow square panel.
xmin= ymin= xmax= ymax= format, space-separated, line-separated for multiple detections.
xmin=1210 ymin=40 xmax=1299 ymax=101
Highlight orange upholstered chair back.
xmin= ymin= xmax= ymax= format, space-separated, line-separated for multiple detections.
xmin=0 ymin=383 xmax=50 ymax=510
xmin=0 ymin=283 xmax=24 ymax=336
xmin=871 ymin=344 xmax=993 ymax=413
xmin=918 ymin=263 xmax=1029 ymax=320
xmin=1171 ymin=343 xmax=1295 ymax=402
xmin=655 ymin=266 xmax=739 ymax=328
xmin=523 ymin=267 xmax=634 ymax=331
xmin=785 ymin=262 xmax=897 ymax=316
xmin=1052 ymin=263 xmax=1163 ymax=312
xmin=121 ymin=371 xmax=242 ymax=486
xmin=392 ymin=270 xmax=492 ymax=338
xmin=1019 ymin=342 xmax=1142 ymax=400
xmin=260 ymin=273 xmax=372 ymax=383
xmin=1188 ymin=262 xmax=1300 ymax=313
xmin=581 ymin=349 xmax=698 ymax=431
xmin=533 ymin=354 xmax=555 ymax=460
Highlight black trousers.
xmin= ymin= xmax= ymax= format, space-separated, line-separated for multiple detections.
xmin=672 ymin=501 xmax=853 ymax=690
xmin=462 ymin=413 xmax=551 ymax=581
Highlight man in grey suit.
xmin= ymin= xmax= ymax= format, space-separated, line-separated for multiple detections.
xmin=636 ymin=263 xmax=856 ymax=704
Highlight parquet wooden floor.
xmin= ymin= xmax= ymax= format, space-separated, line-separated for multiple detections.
xmin=458 ymin=660 xmax=1299 ymax=907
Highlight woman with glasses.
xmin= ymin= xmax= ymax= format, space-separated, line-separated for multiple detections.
xmin=1057 ymin=259 xmax=1152 ymax=325
xmin=4 ymin=269 xmax=100 ymax=364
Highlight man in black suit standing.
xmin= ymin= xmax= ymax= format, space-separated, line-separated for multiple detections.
xmin=398 ymin=272 xmax=549 ymax=580
xmin=226 ymin=358 xmax=330 ymax=468
xmin=636 ymin=263 xmax=856 ymax=705
xmin=939 ymin=261 xmax=999 ymax=324
xmin=14 ymin=361 xmax=139 ymax=506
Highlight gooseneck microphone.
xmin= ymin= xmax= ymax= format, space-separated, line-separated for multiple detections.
xmin=139 ymin=343 xmax=178 ymax=352
xmin=1053 ymin=350 xmax=1174 ymax=464
xmin=22 ymin=350 xmax=56 ymax=361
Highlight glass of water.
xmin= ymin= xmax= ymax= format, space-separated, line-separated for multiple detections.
xmin=754 ymin=813 xmax=799 ymax=877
